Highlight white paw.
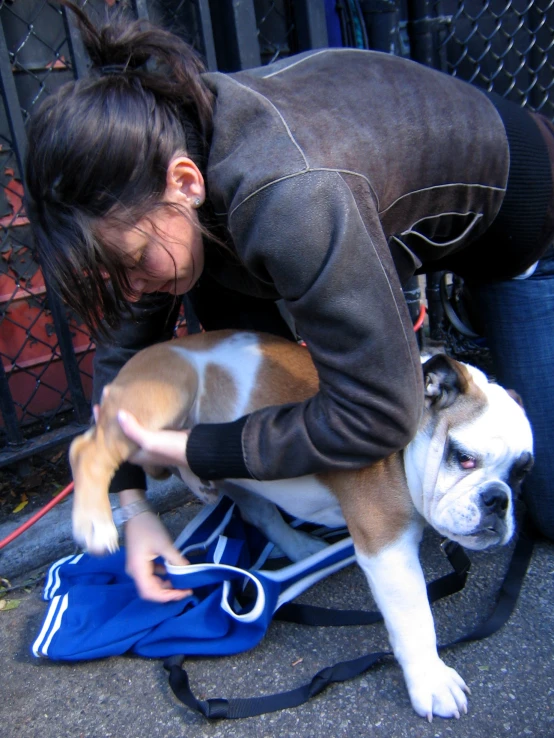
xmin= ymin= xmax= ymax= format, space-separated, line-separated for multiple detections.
xmin=405 ymin=658 xmax=470 ymax=721
xmin=73 ymin=511 xmax=119 ymax=555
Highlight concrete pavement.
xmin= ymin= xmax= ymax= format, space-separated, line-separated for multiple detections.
xmin=1 ymin=488 xmax=553 ymax=738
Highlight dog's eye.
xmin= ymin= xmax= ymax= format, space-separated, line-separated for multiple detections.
xmin=448 ymin=442 xmax=478 ymax=470
xmin=457 ymin=451 xmax=476 ymax=470
xmin=511 ymin=453 xmax=534 ymax=483
xmin=513 ymin=467 xmax=526 ymax=480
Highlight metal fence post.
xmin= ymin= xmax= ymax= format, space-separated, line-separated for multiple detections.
xmin=209 ymin=0 xmax=261 ymax=71
xmin=293 ymin=0 xmax=328 ymax=50
xmin=61 ymin=4 xmax=90 ymax=79
xmin=0 ymin=21 xmax=90 ymax=431
xmin=360 ymin=0 xmax=399 ymax=53
xmin=0 ymin=358 xmax=23 ymax=446
xmin=406 ymin=0 xmax=436 ymax=67
xmin=133 ymin=0 xmax=150 ymax=19
xmin=196 ymin=0 xmax=218 ymax=71
xmin=0 ymin=24 xmax=27 ymax=174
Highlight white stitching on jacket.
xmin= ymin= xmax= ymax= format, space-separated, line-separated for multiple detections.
xmin=259 ymin=48 xmax=392 ymax=79
xmin=224 ymin=77 xmax=310 ymax=170
xmin=336 ymin=172 xmax=422 ymax=396
xmin=229 ymin=168 xmax=379 ymax=221
xmin=378 ymin=182 xmax=506 ymax=216
xmin=399 ymin=211 xmax=483 ymax=247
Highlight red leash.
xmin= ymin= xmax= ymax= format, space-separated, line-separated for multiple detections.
xmin=0 ymin=482 xmax=74 ymax=551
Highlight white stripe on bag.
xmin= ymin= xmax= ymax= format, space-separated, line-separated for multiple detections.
xmin=32 ymin=594 xmax=63 ymax=656
xmin=41 ymin=593 xmax=69 ymax=656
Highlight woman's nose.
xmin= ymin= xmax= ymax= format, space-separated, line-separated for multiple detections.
xmin=127 ymin=277 xmax=146 ymax=300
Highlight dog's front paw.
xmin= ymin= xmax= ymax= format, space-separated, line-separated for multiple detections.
xmin=72 ymin=510 xmax=119 ymax=556
xmin=405 ymin=658 xmax=470 ymax=721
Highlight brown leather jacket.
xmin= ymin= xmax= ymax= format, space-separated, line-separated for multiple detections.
xmin=94 ymin=49 xmax=552 ymax=486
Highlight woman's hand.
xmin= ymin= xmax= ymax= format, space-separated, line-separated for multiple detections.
xmin=117 ymin=410 xmax=190 ymax=468
xmin=123 ymin=505 xmax=192 ymax=602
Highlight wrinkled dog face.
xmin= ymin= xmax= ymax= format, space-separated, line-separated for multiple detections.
xmin=405 ymin=357 xmax=534 ymax=550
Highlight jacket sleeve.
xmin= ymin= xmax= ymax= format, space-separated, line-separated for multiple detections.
xmin=93 ymin=292 xmax=182 ymax=492
xmin=186 ymin=170 xmax=424 ymax=480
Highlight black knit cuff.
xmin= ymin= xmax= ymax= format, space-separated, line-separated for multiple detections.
xmin=109 ymin=462 xmax=147 ymax=494
xmin=186 ymin=416 xmax=252 ymax=480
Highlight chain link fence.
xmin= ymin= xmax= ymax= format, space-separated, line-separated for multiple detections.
xmin=0 ymin=0 xmax=90 ymax=455
xmin=1 ymin=0 xmax=554 ymax=502
xmin=435 ymin=0 xmax=554 ymax=116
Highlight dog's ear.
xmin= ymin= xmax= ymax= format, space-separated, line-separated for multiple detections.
xmin=422 ymin=354 xmax=469 ymax=410
xmin=506 ymin=388 xmax=524 ymax=408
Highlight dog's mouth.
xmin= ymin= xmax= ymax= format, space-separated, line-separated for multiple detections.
xmin=457 ymin=521 xmax=508 ymax=550
xmin=478 ymin=525 xmax=504 ymax=541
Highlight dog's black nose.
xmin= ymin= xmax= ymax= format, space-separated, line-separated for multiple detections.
xmin=481 ymin=486 xmax=509 ymax=515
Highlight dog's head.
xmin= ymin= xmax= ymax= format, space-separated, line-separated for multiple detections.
xmin=404 ymin=355 xmax=533 ymax=550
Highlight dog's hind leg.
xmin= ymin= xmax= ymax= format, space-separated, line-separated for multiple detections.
xmin=69 ymin=422 xmax=133 ymax=555
xmin=70 ymin=345 xmax=199 ymax=555
xmin=222 ymin=482 xmax=328 ymax=562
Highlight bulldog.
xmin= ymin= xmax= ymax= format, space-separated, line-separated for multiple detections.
xmin=69 ymin=330 xmax=534 ymax=721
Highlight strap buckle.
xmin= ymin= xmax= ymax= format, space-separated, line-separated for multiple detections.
xmin=440 ymin=538 xmax=472 ymax=577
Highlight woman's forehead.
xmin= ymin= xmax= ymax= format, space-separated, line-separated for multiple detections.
xmin=97 ymin=218 xmax=149 ymax=253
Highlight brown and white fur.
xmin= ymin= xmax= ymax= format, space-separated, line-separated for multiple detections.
xmin=69 ymin=330 xmax=534 ymax=721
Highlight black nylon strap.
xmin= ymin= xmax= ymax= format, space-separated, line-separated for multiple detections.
xmin=450 ymin=524 xmax=534 ymax=645
xmin=246 ymin=538 xmax=470 ymax=628
xmin=274 ymin=566 xmax=469 ymax=626
xmin=164 ymin=650 xmax=392 ymax=719
xmin=163 ymin=525 xmax=534 ymax=720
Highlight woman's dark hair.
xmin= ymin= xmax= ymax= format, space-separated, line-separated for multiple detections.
xmin=25 ymin=0 xmax=215 ymax=337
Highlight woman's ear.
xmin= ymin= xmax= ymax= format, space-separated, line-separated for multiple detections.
xmin=166 ymin=156 xmax=205 ymax=206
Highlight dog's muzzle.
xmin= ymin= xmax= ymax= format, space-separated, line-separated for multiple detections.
xmin=474 ymin=482 xmax=512 ymax=543
xmin=480 ymin=483 xmax=510 ymax=517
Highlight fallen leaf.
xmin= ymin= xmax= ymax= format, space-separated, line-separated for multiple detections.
xmin=0 ymin=599 xmax=21 ymax=611
xmin=13 ymin=494 xmax=29 ymax=513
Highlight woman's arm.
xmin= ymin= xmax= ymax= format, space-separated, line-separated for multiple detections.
xmin=186 ymin=170 xmax=424 ymax=480
xmin=119 ymin=488 xmax=191 ymax=602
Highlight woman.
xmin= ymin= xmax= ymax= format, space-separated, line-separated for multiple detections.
xmin=25 ymin=3 xmax=554 ymax=601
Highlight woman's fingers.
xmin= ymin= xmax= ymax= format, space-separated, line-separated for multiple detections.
xmin=117 ymin=410 xmax=148 ymax=445
xmin=117 ymin=410 xmax=189 ymax=467
xmin=134 ymin=564 xmax=192 ymax=601
xmin=124 ymin=510 xmax=193 ymax=601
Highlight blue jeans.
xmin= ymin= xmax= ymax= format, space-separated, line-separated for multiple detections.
xmin=469 ymin=244 xmax=554 ymax=539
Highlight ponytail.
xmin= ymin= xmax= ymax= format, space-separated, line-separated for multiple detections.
xmin=62 ymin=0 xmax=213 ymax=139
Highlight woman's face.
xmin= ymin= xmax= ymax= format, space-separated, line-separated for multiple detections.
xmin=101 ymin=188 xmax=205 ymax=300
